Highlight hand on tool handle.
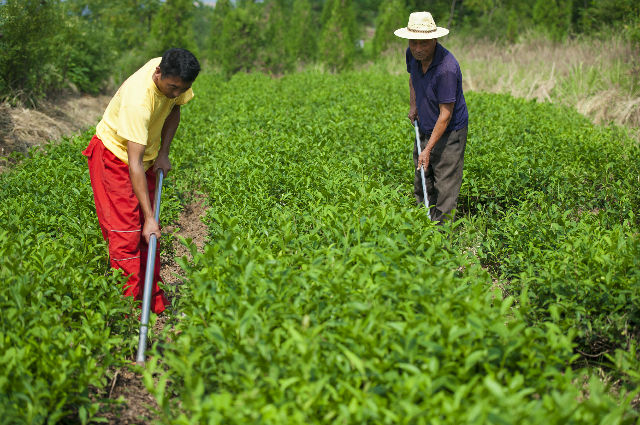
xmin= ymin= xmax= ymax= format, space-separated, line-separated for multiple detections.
xmin=409 ymin=117 xmax=431 ymax=171
xmin=145 ymin=156 xmax=170 ymax=243
xmin=128 ymin=142 xmax=166 ymax=244
xmin=414 ymin=120 xmax=431 ymax=219
xmin=141 ymin=166 xmax=164 ymax=251
xmin=414 ymin=120 xmax=430 ymax=171
xmin=415 ymin=120 xmax=430 ymax=172
xmin=142 ymin=218 xmax=161 ymax=245
xmin=153 ymin=153 xmax=172 ymax=175
xmin=416 ymin=147 xmax=431 ymax=172
xmin=408 ymin=106 xmax=418 ymax=124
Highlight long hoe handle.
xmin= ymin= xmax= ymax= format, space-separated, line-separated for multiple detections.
xmin=136 ymin=168 xmax=164 ymax=367
xmin=414 ymin=121 xmax=431 ymax=220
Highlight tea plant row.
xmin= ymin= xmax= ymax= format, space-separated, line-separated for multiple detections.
xmin=148 ymin=72 xmax=640 ymax=423
xmin=1 ymin=70 xmax=639 ymax=423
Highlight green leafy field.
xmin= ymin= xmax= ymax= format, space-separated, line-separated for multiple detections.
xmin=1 ymin=71 xmax=640 ymax=423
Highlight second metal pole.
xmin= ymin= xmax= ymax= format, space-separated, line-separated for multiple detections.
xmin=136 ymin=168 xmax=164 ymax=367
xmin=414 ymin=120 xmax=431 ymax=220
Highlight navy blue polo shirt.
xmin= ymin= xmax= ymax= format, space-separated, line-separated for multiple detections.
xmin=406 ymin=43 xmax=468 ymax=135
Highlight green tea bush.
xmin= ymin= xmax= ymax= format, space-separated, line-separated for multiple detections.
xmin=507 ymin=210 xmax=640 ymax=354
xmin=461 ymin=93 xmax=640 ymax=220
xmin=153 ymin=215 xmax=623 ymax=423
xmin=462 ymin=93 xmax=640 ymax=364
xmin=144 ymin=72 xmax=640 ymax=423
xmin=478 ymin=195 xmax=640 ymax=361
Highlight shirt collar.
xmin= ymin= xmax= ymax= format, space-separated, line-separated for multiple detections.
xmin=149 ymin=67 xmax=165 ymax=98
xmin=427 ymin=42 xmax=446 ymax=71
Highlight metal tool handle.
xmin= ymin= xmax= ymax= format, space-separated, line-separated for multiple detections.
xmin=136 ymin=168 xmax=164 ymax=366
xmin=414 ymin=120 xmax=431 ymax=220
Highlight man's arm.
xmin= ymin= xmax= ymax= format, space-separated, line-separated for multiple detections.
xmin=128 ymin=141 xmax=160 ymax=244
xmin=408 ymin=76 xmax=418 ymax=122
xmin=126 ymin=106 xmax=181 ymax=244
xmin=153 ymin=105 xmax=181 ymax=174
xmin=416 ymin=102 xmax=454 ymax=171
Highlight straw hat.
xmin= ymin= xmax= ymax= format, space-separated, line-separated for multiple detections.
xmin=394 ymin=12 xmax=449 ymax=39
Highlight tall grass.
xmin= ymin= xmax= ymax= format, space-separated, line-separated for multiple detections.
xmin=368 ymin=32 xmax=640 ymax=132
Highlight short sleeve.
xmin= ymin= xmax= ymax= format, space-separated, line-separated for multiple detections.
xmin=435 ymin=71 xmax=457 ymax=104
xmin=116 ymin=104 xmax=151 ymax=145
xmin=176 ymin=88 xmax=194 ymax=106
xmin=406 ymin=47 xmax=413 ymax=73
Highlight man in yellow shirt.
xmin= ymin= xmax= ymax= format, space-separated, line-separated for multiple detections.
xmin=82 ymin=48 xmax=200 ymax=314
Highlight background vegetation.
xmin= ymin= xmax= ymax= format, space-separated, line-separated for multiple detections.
xmin=1 ymin=0 xmax=639 ymax=101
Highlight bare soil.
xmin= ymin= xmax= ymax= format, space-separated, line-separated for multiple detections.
xmin=160 ymin=197 xmax=210 ymax=296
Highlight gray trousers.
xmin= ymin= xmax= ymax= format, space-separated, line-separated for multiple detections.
xmin=413 ymin=127 xmax=467 ymax=223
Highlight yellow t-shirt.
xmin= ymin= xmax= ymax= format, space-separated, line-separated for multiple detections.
xmin=96 ymin=58 xmax=194 ymax=170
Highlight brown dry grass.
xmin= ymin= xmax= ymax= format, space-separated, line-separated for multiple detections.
xmin=0 ymin=93 xmax=111 ymax=170
xmin=373 ymin=34 xmax=640 ymax=133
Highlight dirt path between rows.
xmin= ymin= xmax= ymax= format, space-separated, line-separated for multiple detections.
xmin=95 ymin=199 xmax=209 ymax=424
xmin=160 ymin=198 xmax=209 ymax=298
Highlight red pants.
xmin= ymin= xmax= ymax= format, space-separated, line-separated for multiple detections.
xmin=82 ymin=135 xmax=169 ymax=314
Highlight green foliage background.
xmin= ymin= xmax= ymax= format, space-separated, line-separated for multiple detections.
xmin=147 ymin=0 xmax=199 ymax=58
xmin=1 ymin=0 xmax=639 ymax=99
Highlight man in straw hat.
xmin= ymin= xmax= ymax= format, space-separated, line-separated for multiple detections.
xmin=395 ymin=12 xmax=469 ymax=224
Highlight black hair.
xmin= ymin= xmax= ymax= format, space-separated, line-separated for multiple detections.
xmin=159 ymin=48 xmax=201 ymax=83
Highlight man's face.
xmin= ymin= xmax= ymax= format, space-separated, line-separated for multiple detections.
xmin=409 ymin=39 xmax=437 ymax=61
xmin=153 ymin=67 xmax=193 ymax=99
